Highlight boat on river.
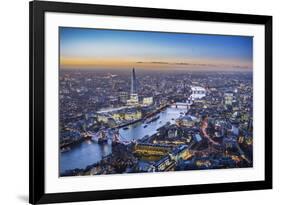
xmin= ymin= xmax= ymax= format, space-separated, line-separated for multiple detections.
xmin=145 ymin=115 xmax=160 ymax=124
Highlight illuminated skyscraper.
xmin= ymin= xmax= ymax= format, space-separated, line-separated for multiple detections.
xmin=131 ymin=68 xmax=137 ymax=94
xmin=127 ymin=68 xmax=139 ymax=105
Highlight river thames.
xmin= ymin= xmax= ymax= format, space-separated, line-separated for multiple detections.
xmin=60 ymin=106 xmax=187 ymax=173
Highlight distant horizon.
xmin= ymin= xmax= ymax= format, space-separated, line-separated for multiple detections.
xmin=60 ymin=66 xmax=253 ymax=72
xmin=60 ymin=27 xmax=253 ymax=71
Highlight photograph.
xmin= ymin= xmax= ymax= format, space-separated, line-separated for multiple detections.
xmin=27 ymin=1 xmax=273 ymax=203
xmin=59 ymin=27 xmax=254 ymax=177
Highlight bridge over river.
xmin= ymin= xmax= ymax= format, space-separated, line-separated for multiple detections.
xmin=60 ymin=105 xmax=188 ymax=174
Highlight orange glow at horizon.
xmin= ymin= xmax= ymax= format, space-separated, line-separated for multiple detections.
xmin=60 ymin=56 xmax=252 ymax=70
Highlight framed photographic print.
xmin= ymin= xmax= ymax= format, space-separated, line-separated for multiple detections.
xmin=29 ymin=0 xmax=272 ymax=204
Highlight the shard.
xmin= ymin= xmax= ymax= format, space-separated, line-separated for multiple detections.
xmin=127 ymin=68 xmax=139 ymax=105
xmin=130 ymin=68 xmax=137 ymax=94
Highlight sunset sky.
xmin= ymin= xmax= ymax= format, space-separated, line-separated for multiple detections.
xmin=60 ymin=27 xmax=253 ymax=71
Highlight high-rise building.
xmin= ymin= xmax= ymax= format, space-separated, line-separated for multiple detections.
xmin=127 ymin=68 xmax=139 ymax=105
xmin=131 ymin=68 xmax=137 ymax=94
xmin=224 ymin=93 xmax=234 ymax=106
xmin=119 ymin=91 xmax=129 ymax=103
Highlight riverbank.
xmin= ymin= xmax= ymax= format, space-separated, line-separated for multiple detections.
xmin=114 ymin=104 xmax=170 ymax=129
xmin=60 ymin=106 xmax=186 ymax=173
xmin=61 ymin=143 xmax=137 ymax=176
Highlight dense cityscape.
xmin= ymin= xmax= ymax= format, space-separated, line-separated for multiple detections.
xmin=59 ymin=68 xmax=253 ymax=176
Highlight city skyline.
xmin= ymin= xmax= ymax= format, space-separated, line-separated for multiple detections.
xmin=59 ymin=28 xmax=253 ymax=176
xmin=60 ymin=27 xmax=253 ymax=71
xmin=59 ymin=68 xmax=253 ymax=176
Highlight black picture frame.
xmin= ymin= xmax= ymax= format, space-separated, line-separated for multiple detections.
xmin=29 ymin=0 xmax=272 ymax=204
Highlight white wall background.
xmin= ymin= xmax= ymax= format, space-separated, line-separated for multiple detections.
xmin=0 ymin=0 xmax=279 ymax=204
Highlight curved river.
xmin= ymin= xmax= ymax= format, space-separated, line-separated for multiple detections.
xmin=60 ymin=106 xmax=186 ymax=173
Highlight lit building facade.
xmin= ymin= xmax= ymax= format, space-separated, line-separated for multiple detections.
xmin=190 ymin=86 xmax=206 ymax=100
xmin=124 ymin=110 xmax=142 ymax=121
xmin=224 ymin=92 xmax=234 ymax=105
xmin=143 ymin=97 xmax=153 ymax=105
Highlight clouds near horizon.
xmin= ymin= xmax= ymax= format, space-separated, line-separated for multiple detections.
xmin=60 ymin=27 xmax=253 ymax=71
